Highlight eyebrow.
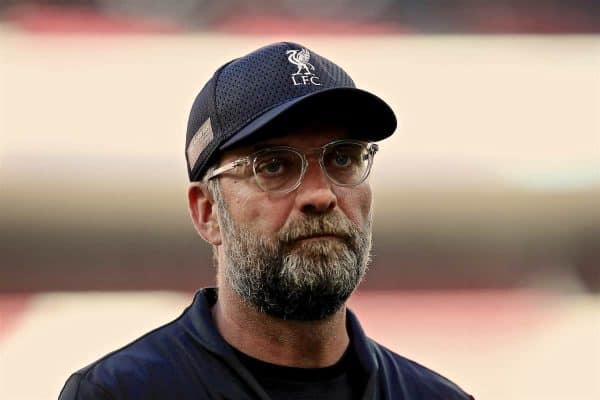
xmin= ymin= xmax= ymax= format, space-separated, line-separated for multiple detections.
xmin=251 ymin=143 xmax=273 ymax=151
xmin=247 ymin=135 xmax=367 ymax=153
xmin=249 ymin=142 xmax=290 ymax=152
xmin=226 ymin=142 xmax=274 ymax=159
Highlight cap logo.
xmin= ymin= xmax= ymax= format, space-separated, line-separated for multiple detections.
xmin=286 ymin=48 xmax=321 ymax=86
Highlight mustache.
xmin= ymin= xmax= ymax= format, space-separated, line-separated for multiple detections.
xmin=277 ymin=213 xmax=357 ymax=244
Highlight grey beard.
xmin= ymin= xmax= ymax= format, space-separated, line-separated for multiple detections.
xmin=218 ymin=200 xmax=372 ymax=321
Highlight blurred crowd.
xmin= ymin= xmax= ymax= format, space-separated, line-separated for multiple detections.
xmin=1 ymin=0 xmax=599 ymax=33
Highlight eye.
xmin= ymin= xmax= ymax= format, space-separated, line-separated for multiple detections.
xmin=255 ymin=157 xmax=287 ymax=176
xmin=333 ymin=153 xmax=352 ymax=168
xmin=327 ymin=146 xmax=363 ymax=170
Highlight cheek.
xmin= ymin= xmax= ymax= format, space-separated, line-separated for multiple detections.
xmin=225 ymin=184 xmax=292 ymax=233
xmin=336 ymin=184 xmax=372 ymax=226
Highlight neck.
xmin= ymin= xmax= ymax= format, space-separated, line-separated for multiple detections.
xmin=212 ymin=282 xmax=349 ymax=368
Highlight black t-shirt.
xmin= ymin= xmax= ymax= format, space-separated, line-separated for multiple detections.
xmin=232 ymin=345 xmax=365 ymax=400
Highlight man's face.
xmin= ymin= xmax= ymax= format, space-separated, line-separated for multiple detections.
xmin=214 ymin=127 xmax=373 ymax=321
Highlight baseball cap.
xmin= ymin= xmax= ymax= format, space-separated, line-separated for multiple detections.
xmin=185 ymin=42 xmax=397 ymax=181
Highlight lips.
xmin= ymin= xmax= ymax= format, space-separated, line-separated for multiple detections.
xmin=293 ymin=234 xmax=346 ymax=242
xmin=299 ymin=235 xmax=336 ymax=240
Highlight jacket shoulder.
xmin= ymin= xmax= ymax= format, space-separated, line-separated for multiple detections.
xmin=59 ymin=372 xmax=113 ymax=400
xmin=59 ymin=312 xmax=204 ymax=399
xmin=370 ymin=340 xmax=475 ymax=400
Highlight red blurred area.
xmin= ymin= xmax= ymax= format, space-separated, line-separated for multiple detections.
xmin=0 ymin=294 xmax=32 ymax=341
xmin=2 ymin=2 xmax=598 ymax=34
xmin=5 ymin=6 xmax=182 ymax=34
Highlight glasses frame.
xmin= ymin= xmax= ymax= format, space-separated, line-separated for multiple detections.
xmin=199 ymin=139 xmax=379 ymax=194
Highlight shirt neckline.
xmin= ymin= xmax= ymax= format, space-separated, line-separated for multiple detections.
xmin=231 ymin=343 xmax=355 ymax=383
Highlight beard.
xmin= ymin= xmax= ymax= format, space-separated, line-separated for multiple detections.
xmin=217 ymin=200 xmax=372 ymax=321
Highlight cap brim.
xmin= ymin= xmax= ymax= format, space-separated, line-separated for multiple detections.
xmin=219 ymin=87 xmax=396 ymax=151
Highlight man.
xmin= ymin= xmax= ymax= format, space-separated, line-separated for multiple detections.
xmin=59 ymin=42 xmax=474 ymax=399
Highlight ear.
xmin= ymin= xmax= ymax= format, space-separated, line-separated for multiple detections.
xmin=188 ymin=183 xmax=222 ymax=246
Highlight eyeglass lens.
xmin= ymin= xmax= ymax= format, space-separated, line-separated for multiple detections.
xmin=252 ymin=142 xmax=371 ymax=193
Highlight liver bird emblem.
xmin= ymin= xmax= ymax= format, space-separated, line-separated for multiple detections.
xmin=286 ymin=48 xmax=315 ymax=76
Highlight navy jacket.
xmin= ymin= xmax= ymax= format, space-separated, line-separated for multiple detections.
xmin=59 ymin=288 xmax=474 ymax=399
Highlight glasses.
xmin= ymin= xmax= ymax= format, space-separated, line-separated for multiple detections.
xmin=202 ymin=139 xmax=379 ymax=194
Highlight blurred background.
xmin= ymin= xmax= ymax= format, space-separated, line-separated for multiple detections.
xmin=0 ymin=1 xmax=599 ymax=399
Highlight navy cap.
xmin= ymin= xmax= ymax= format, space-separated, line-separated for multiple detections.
xmin=185 ymin=42 xmax=397 ymax=181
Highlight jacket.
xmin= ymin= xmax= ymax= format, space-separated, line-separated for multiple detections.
xmin=59 ymin=288 xmax=474 ymax=399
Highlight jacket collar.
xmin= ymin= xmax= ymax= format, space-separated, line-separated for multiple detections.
xmin=182 ymin=287 xmax=380 ymax=398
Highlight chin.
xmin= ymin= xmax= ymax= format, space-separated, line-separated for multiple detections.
xmin=257 ymin=276 xmax=357 ymax=321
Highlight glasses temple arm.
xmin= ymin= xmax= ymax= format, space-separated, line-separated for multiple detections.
xmin=369 ymin=143 xmax=379 ymax=155
xmin=203 ymin=157 xmax=250 ymax=182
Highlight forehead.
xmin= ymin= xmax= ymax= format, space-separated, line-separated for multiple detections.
xmin=224 ymin=125 xmax=350 ymax=159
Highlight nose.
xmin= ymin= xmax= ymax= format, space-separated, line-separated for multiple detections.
xmin=294 ymin=160 xmax=337 ymax=215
